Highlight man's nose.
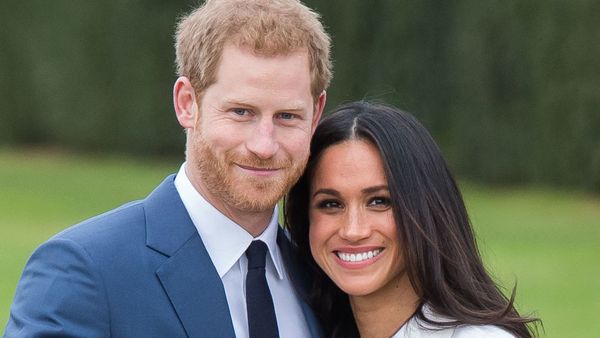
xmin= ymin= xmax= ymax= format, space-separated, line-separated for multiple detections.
xmin=245 ymin=118 xmax=279 ymax=159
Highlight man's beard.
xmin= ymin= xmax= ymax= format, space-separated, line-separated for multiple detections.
xmin=191 ymin=133 xmax=307 ymax=213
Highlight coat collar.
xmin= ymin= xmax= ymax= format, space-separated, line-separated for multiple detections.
xmin=144 ymin=175 xmax=197 ymax=256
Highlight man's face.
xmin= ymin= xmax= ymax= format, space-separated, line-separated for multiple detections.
xmin=188 ymin=44 xmax=324 ymax=215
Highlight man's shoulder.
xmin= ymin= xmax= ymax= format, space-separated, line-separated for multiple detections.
xmin=52 ymin=174 xmax=179 ymax=248
xmin=54 ymin=199 xmax=146 ymax=245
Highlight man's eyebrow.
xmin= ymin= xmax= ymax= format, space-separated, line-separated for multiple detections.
xmin=221 ymin=98 xmax=256 ymax=108
xmin=222 ymin=98 xmax=308 ymax=112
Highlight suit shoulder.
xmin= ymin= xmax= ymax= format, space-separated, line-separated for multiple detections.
xmin=35 ymin=199 xmax=150 ymax=263
xmin=54 ymin=200 xmax=145 ymax=242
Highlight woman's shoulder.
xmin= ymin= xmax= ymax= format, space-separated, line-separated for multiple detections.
xmin=397 ymin=305 xmax=516 ymax=338
xmin=394 ymin=320 xmax=515 ymax=338
xmin=452 ymin=324 xmax=516 ymax=338
xmin=398 ymin=321 xmax=514 ymax=338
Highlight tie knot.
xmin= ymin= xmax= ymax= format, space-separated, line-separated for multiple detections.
xmin=246 ymin=240 xmax=268 ymax=269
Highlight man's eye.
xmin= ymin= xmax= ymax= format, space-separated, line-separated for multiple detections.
xmin=278 ymin=112 xmax=296 ymax=120
xmin=232 ymin=108 xmax=249 ymax=116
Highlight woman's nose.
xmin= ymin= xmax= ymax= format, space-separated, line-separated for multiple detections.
xmin=338 ymin=207 xmax=371 ymax=242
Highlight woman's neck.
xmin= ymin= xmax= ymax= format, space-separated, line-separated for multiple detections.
xmin=350 ymin=272 xmax=419 ymax=338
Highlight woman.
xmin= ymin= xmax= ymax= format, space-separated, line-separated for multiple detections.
xmin=286 ymin=101 xmax=539 ymax=337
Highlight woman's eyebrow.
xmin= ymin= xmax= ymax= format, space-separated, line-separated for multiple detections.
xmin=362 ymin=185 xmax=389 ymax=194
xmin=311 ymin=188 xmax=340 ymax=198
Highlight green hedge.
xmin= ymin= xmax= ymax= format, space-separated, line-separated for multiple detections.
xmin=1 ymin=0 xmax=599 ymax=190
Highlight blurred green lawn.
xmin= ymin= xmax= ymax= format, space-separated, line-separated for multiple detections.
xmin=1 ymin=148 xmax=599 ymax=336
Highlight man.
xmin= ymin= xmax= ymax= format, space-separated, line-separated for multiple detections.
xmin=4 ymin=0 xmax=331 ymax=337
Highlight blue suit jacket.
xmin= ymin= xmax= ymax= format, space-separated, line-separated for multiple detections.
xmin=4 ymin=175 xmax=322 ymax=337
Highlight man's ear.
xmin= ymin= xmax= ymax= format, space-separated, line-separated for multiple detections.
xmin=311 ymin=90 xmax=327 ymax=135
xmin=173 ymin=76 xmax=199 ymax=129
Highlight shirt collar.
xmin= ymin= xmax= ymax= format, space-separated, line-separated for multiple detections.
xmin=174 ymin=163 xmax=285 ymax=280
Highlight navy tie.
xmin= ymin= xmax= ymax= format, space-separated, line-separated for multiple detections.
xmin=246 ymin=240 xmax=279 ymax=338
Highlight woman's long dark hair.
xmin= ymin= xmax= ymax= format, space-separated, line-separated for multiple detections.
xmin=285 ymin=101 xmax=540 ymax=337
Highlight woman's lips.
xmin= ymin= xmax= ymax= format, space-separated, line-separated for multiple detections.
xmin=333 ymin=247 xmax=384 ymax=269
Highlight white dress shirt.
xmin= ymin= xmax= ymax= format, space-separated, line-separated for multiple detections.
xmin=174 ymin=163 xmax=311 ymax=338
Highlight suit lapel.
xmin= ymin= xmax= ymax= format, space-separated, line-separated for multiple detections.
xmin=156 ymin=236 xmax=235 ymax=337
xmin=145 ymin=175 xmax=235 ymax=338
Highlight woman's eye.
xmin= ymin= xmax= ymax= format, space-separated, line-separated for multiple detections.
xmin=316 ymin=200 xmax=342 ymax=209
xmin=368 ymin=197 xmax=391 ymax=208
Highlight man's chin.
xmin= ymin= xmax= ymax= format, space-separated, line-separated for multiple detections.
xmin=232 ymin=198 xmax=280 ymax=213
xmin=227 ymin=186 xmax=283 ymax=211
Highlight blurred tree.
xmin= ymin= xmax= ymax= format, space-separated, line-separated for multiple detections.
xmin=1 ymin=0 xmax=598 ymax=190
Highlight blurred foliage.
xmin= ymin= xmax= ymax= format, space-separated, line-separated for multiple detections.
xmin=0 ymin=0 xmax=190 ymax=154
xmin=1 ymin=0 xmax=599 ymax=190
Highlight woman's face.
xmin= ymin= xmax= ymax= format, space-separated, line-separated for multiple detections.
xmin=309 ymin=140 xmax=408 ymax=297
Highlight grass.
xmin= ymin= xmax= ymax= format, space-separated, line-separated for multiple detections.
xmin=463 ymin=183 xmax=600 ymax=336
xmin=1 ymin=149 xmax=599 ymax=337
